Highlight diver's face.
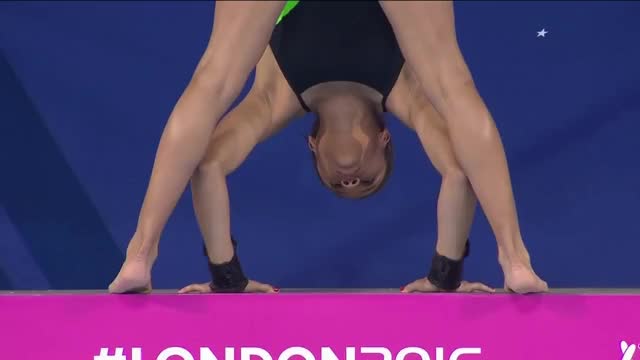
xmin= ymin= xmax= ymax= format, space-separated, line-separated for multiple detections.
xmin=309 ymin=124 xmax=390 ymax=198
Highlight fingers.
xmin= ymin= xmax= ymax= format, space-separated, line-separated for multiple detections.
xmin=459 ymin=281 xmax=495 ymax=293
xmin=401 ymin=278 xmax=438 ymax=293
xmin=246 ymin=280 xmax=279 ymax=293
xmin=178 ymin=283 xmax=211 ymax=294
xmin=401 ymin=278 xmax=495 ymax=294
xmin=477 ymin=283 xmax=496 ymax=293
xmin=179 ymin=280 xmax=279 ymax=294
xmin=400 ymin=279 xmax=420 ymax=293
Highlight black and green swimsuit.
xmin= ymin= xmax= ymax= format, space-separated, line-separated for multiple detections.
xmin=270 ymin=1 xmax=405 ymax=112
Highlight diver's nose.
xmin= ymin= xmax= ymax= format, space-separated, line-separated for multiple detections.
xmin=333 ymin=150 xmax=361 ymax=170
xmin=340 ymin=178 xmax=361 ymax=188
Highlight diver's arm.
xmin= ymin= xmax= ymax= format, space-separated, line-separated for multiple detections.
xmin=191 ymin=89 xmax=296 ymax=264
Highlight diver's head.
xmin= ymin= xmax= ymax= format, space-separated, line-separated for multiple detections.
xmin=308 ymin=95 xmax=393 ymax=199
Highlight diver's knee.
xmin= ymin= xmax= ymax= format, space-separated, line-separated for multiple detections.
xmin=442 ymin=166 xmax=469 ymax=188
xmin=195 ymin=156 xmax=229 ymax=180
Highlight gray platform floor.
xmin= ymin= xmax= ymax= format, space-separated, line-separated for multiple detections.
xmin=1 ymin=288 xmax=640 ymax=294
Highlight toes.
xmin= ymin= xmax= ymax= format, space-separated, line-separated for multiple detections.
xmin=108 ymin=277 xmax=152 ymax=294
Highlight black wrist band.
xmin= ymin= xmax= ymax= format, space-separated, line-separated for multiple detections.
xmin=207 ymin=251 xmax=249 ymax=293
xmin=427 ymin=253 xmax=464 ymax=291
xmin=427 ymin=238 xmax=470 ymax=291
xmin=203 ymin=236 xmax=249 ymax=293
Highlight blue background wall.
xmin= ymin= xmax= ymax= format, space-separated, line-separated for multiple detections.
xmin=0 ymin=1 xmax=639 ymax=290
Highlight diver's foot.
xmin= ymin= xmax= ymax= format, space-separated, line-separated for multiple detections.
xmin=502 ymin=263 xmax=548 ymax=294
xmin=108 ymin=258 xmax=152 ymax=294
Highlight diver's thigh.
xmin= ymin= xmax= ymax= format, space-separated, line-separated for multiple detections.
xmin=200 ymin=1 xmax=285 ymax=80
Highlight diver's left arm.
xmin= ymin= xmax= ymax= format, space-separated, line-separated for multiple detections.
xmin=379 ymin=2 xmax=547 ymax=294
xmin=386 ymin=71 xmax=490 ymax=293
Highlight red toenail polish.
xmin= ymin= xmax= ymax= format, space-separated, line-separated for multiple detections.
xmin=400 ymin=287 xmax=405 ymax=292
xmin=274 ymin=288 xmax=280 ymax=293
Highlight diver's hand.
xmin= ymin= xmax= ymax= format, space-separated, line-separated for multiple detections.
xmin=178 ymin=280 xmax=279 ymax=294
xmin=401 ymin=277 xmax=495 ymax=293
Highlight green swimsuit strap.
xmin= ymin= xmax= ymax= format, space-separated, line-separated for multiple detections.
xmin=277 ymin=0 xmax=300 ymax=25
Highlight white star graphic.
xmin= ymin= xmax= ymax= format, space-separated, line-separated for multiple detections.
xmin=537 ymin=28 xmax=548 ymax=38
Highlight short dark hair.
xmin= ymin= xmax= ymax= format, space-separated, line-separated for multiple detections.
xmin=308 ymin=113 xmax=394 ymax=199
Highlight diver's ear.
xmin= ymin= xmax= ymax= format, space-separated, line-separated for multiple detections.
xmin=307 ymin=136 xmax=318 ymax=153
xmin=378 ymin=129 xmax=391 ymax=146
